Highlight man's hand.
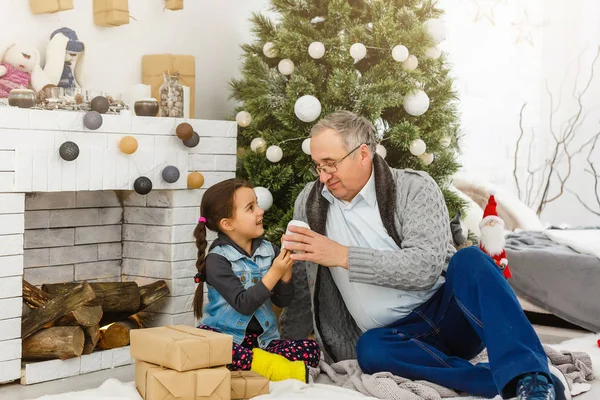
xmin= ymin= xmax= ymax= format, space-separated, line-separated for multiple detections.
xmin=283 ymin=225 xmax=349 ymax=268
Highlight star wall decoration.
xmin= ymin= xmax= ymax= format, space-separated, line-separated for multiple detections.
xmin=472 ymin=0 xmax=499 ymax=26
xmin=512 ymin=9 xmax=541 ymax=47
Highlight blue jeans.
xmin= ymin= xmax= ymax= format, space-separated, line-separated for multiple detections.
xmin=356 ymin=247 xmax=549 ymax=398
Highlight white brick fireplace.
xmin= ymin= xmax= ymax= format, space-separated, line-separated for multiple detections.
xmin=0 ymin=107 xmax=236 ymax=384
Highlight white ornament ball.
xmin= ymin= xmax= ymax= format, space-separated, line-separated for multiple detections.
xmin=294 ymin=95 xmax=322 ymax=123
xmin=278 ymin=59 xmax=295 ymax=75
xmin=403 ymin=90 xmax=430 ymax=116
xmin=402 ymin=55 xmax=419 ymax=71
xmin=263 ymin=42 xmax=278 ymax=58
xmin=349 ymin=43 xmax=367 ymax=61
xmin=409 ymin=139 xmax=427 ymax=156
xmin=308 ymin=42 xmax=325 ymax=59
xmin=376 ymin=144 xmax=387 ymax=159
xmin=254 ymin=187 xmax=273 ymax=211
xmin=266 ymin=145 xmax=283 ymax=163
xmin=250 ymin=137 xmax=267 ymax=153
xmin=424 ymin=18 xmax=446 ymax=44
xmin=302 ymin=138 xmax=311 ymax=155
xmin=235 ymin=111 xmax=252 ymax=127
xmin=425 ymin=47 xmax=442 ymax=60
xmin=419 ymin=152 xmax=434 ymax=166
xmin=440 ymin=136 xmax=451 ymax=148
xmin=391 ymin=45 xmax=409 ymax=62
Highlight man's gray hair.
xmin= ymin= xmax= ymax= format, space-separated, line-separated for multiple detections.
xmin=310 ymin=111 xmax=377 ymax=156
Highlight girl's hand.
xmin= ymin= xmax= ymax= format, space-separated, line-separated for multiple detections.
xmin=261 ymin=248 xmax=294 ymax=290
xmin=272 ymin=248 xmax=293 ymax=275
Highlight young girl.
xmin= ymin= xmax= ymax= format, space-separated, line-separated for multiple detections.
xmin=192 ymin=178 xmax=320 ymax=382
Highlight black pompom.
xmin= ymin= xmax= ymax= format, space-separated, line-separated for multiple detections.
xmin=59 ymin=141 xmax=79 ymax=161
xmin=134 ymin=176 xmax=153 ymax=195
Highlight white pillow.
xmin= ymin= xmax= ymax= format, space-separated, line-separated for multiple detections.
xmin=451 ymin=173 xmax=544 ymax=235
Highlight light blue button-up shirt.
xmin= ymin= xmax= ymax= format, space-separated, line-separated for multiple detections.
xmin=323 ymin=169 xmax=444 ymax=331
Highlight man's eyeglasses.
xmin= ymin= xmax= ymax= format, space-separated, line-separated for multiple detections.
xmin=314 ymin=143 xmax=370 ymax=175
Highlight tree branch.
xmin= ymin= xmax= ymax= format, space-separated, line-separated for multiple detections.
xmin=513 ymin=103 xmax=527 ymax=200
xmin=515 ymin=46 xmax=600 ymax=216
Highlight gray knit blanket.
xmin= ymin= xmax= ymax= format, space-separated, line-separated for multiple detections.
xmin=310 ymin=345 xmax=594 ymax=400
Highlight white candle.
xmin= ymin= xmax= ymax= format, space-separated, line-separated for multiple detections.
xmin=131 ymin=84 xmax=151 ymax=102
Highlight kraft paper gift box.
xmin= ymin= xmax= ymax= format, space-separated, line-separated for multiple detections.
xmin=142 ymin=54 xmax=196 ymax=118
xmin=93 ymin=0 xmax=130 ymax=27
xmin=130 ymin=325 xmax=232 ymax=372
xmin=230 ymin=371 xmax=269 ymax=399
xmin=30 ymin=0 xmax=73 ymax=14
xmin=136 ymin=360 xmax=231 ymax=400
xmin=165 ymin=0 xmax=184 ymax=10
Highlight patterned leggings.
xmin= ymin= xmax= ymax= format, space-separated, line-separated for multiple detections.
xmin=198 ymin=324 xmax=320 ymax=371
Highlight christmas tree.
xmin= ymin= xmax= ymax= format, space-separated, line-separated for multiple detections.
xmin=231 ymin=0 xmax=464 ymax=242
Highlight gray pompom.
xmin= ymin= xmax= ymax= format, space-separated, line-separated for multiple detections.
xmin=182 ymin=131 xmax=200 ymax=148
xmin=83 ymin=111 xmax=103 ymax=130
xmin=162 ymin=166 xmax=180 ymax=183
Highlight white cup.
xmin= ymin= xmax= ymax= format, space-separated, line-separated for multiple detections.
xmin=283 ymin=220 xmax=311 ymax=251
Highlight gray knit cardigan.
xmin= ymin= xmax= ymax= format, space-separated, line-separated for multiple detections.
xmin=279 ymin=154 xmax=456 ymax=362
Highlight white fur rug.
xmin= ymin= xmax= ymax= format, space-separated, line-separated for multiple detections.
xmin=31 ymin=334 xmax=600 ymax=400
xmin=544 ymin=230 xmax=600 ymax=260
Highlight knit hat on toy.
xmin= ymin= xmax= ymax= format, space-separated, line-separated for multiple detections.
xmin=50 ymin=27 xmax=84 ymax=53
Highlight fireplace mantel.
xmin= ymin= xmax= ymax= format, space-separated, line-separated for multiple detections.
xmin=0 ymin=107 xmax=237 ymax=384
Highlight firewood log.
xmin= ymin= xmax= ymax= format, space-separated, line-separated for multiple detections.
xmin=22 ymin=326 xmax=85 ymax=360
xmin=97 ymin=319 xmax=141 ymax=350
xmin=42 ymin=282 xmax=140 ymax=313
xmin=21 ymin=282 xmax=95 ymax=339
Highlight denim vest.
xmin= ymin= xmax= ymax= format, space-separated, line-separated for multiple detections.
xmin=200 ymin=240 xmax=280 ymax=348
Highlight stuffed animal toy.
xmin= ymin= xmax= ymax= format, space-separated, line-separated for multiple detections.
xmin=44 ymin=27 xmax=85 ymax=89
xmin=478 ymin=191 xmax=511 ymax=279
xmin=0 ymin=43 xmax=50 ymax=98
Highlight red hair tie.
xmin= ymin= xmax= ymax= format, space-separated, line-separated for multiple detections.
xmin=198 ymin=217 xmax=206 ymax=224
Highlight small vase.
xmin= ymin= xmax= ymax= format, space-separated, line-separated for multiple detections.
xmin=159 ymin=73 xmax=184 ymax=117
xmin=134 ymin=99 xmax=159 ymax=116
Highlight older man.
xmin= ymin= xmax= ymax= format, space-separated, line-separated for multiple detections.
xmin=280 ymin=111 xmax=569 ymax=400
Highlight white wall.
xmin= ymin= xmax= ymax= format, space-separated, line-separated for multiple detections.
xmin=0 ymin=0 xmax=270 ymax=120
xmin=2 ymin=0 xmax=598 ymax=226
xmin=537 ymin=1 xmax=600 ymax=226
xmin=439 ymin=0 xmax=600 ymax=227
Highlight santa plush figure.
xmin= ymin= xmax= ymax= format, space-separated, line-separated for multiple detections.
xmin=478 ymin=191 xmax=511 ymax=279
